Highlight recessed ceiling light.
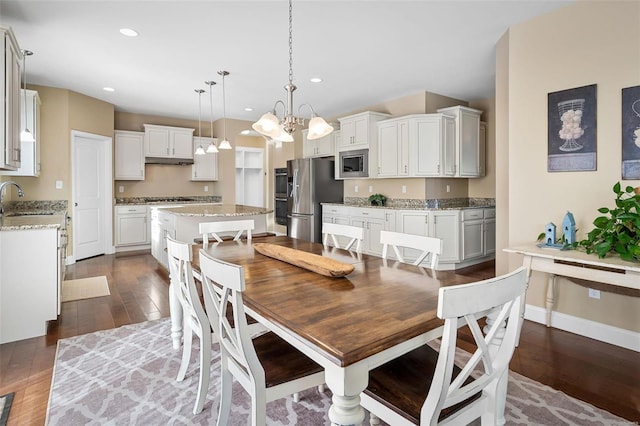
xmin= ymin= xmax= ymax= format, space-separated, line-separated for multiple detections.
xmin=310 ymin=77 xmax=322 ymax=83
xmin=244 ymin=107 xmax=253 ymax=112
xmin=119 ymin=28 xmax=139 ymax=37
xmin=241 ymin=130 xmax=251 ymax=135
xmin=103 ymin=87 xmax=115 ymax=92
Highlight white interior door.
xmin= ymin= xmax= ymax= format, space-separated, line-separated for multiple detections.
xmin=72 ymin=131 xmax=113 ymax=261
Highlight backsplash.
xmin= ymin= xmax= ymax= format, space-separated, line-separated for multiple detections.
xmin=115 ymin=195 xmax=222 ymax=205
xmin=344 ymin=197 xmax=495 ymax=209
xmin=4 ymin=200 xmax=68 ymax=214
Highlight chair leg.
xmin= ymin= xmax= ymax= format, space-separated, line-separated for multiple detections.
xmin=252 ymin=391 xmax=267 ymax=426
xmin=177 ymin=321 xmax=192 ymax=382
xmin=369 ymin=412 xmax=381 ymax=425
xmin=193 ymin=328 xmax=212 ymax=414
xmin=216 ymin=356 xmax=232 ymax=426
xmin=292 ymin=392 xmax=300 ymax=402
xmin=317 ymin=384 xmax=325 ymax=393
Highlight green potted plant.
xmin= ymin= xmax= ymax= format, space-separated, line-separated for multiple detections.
xmin=578 ymin=182 xmax=640 ymax=261
xmin=368 ymin=193 xmax=387 ymax=207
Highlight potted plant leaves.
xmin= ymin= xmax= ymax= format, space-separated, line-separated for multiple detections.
xmin=368 ymin=193 xmax=387 ymax=206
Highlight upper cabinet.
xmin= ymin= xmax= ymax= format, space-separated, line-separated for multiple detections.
xmin=437 ymin=106 xmax=483 ymax=177
xmin=377 ymin=117 xmax=409 ymax=177
xmin=115 ymin=130 xmax=145 ymax=180
xmin=337 ymin=111 xmax=390 ymax=151
xmin=143 ymin=124 xmax=194 ymax=159
xmin=191 ymin=137 xmax=218 ymax=181
xmin=302 ymin=128 xmax=336 ymax=158
xmin=1 ymin=26 xmax=22 ymax=171
xmin=4 ymin=89 xmax=40 ymax=177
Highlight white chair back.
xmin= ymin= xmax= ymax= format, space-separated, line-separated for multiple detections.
xmin=380 ymin=230 xmax=442 ymax=269
xmin=199 ymin=219 xmax=255 ymax=247
xmin=322 ymin=222 xmax=364 ymax=253
xmin=360 ymin=266 xmax=529 ymax=425
xmin=166 ymin=237 xmax=211 ymax=414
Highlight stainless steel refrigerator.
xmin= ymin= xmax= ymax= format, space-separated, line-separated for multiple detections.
xmin=287 ymin=158 xmax=343 ymax=243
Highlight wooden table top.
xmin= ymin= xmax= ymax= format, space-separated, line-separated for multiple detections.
xmin=192 ymin=235 xmax=477 ymax=367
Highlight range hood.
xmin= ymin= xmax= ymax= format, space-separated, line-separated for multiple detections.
xmin=145 ymin=157 xmax=194 ymax=165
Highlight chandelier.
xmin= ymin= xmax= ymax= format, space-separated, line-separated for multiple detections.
xmin=252 ymin=0 xmax=333 ymax=141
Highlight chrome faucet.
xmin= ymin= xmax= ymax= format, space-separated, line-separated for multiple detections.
xmin=0 ymin=180 xmax=25 ymax=217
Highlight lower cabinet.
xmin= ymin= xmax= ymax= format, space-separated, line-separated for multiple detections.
xmin=115 ymin=205 xmax=149 ymax=247
xmin=350 ymin=208 xmax=396 ymax=256
xmin=150 ymin=209 xmax=176 ymax=269
xmin=461 ymin=209 xmax=484 ymax=260
xmin=397 ymin=210 xmax=460 ymax=264
xmin=322 ymin=205 xmax=351 ymax=248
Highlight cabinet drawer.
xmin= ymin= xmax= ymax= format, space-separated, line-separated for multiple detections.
xmin=462 ymin=209 xmax=483 ymax=221
xmin=116 ymin=205 xmax=147 ymax=214
xmin=484 ymin=208 xmax=496 ymax=219
xmin=323 ymin=205 xmax=351 ymax=216
xmin=351 ymin=207 xmax=385 ymax=220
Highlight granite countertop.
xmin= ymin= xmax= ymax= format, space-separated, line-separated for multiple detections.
xmin=158 ymin=204 xmax=273 ymax=217
xmin=116 ymin=196 xmax=222 ymax=205
xmin=0 ymin=214 xmax=66 ymax=231
xmin=321 ymin=202 xmax=495 ymax=211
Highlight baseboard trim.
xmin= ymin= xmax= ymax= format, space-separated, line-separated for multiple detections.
xmin=524 ymin=304 xmax=640 ymax=352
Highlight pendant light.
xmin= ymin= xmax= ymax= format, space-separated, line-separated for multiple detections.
xmin=217 ymin=70 xmax=232 ymax=150
xmin=205 ymin=80 xmax=218 ymax=153
xmin=194 ymin=89 xmax=206 ymax=156
xmin=252 ymin=0 xmax=332 ymax=141
xmin=20 ymin=50 xmax=35 ymax=143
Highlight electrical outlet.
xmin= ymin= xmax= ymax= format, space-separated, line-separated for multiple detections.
xmin=368 ymin=185 xmax=373 ymax=193
xmin=354 ymin=185 xmax=358 ymax=193
xmin=204 ymin=185 xmax=209 ymax=192
xmin=446 ymin=184 xmax=451 ymax=193
xmin=55 ymin=180 xmax=63 ymax=189
xmin=118 ymin=185 xmax=124 ymax=193
xmin=402 ymin=185 xmax=406 ymax=194
xmin=588 ymin=288 xmax=601 ymax=299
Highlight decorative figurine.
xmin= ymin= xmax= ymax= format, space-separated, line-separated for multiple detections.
xmin=562 ymin=211 xmax=576 ymax=245
xmin=544 ymin=222 xmax=557 ymax=245
xmin=537 ymin=213 xmax=575 ymax=250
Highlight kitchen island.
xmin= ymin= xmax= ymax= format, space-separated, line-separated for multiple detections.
xmin=151 ymin=204 xmax=272 ymax=269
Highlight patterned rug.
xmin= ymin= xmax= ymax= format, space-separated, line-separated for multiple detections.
xmin=46 ymin=319 xmax=633 ymax=425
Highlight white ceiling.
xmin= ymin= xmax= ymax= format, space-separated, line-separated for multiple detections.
xmin=0 ymin=0 xmax=572 ymax=125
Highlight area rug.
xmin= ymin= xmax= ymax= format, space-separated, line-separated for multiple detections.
xmin=46 ymin=318 xmax=633 ymax=425
xmin=0 ymin=393 xmax=14 ymax=426
xmin=61 ymin=276 xmax=110 ymax=302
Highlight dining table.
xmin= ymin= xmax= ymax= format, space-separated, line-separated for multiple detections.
xmin=168 ymin=235 xmax=492 ymax=425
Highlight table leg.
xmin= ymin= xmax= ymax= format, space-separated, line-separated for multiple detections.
xmin=169 ymin=277 xmax=183 ymax=350
xmin=545 ymin=274 xmax=557 ymax=327
xmin=325 ymin=363 xmax=367 ymax=426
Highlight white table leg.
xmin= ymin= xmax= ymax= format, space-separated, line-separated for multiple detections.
xmin=169 ymin=277 xmax=183 ymax=349
xmin=325 ymin=363 xmax=368 ymax=426
xmin=545 ymin=274 xmax=557 ymax=327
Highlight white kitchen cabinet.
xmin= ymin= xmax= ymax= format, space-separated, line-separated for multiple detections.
xmin=115 ymin=205 xmax=149 ymax=247
xmin=397 ymin=210 xmax=430 ymax=262
xmin=483 ymin=208 xmax=496 ymax=255
xmin=322 ymin=205 xmax=351 ymax=247
xmin=411 ymin=114 xmax=455 ymax=177
xmin=479 ymin=122 xmax=486 ymax=177
xmin=4 ymin=89 xmax=40 ymax=177
xmin=191 ymin=137 xmax=218 ymax=181
xmin=337 ymin=111 xmax=390 ymax=151
xmin=302 ymin=128 xmax=335 ymax=158
xmin=350 ymin=207 xmax=396 ymax=256
xmin=0 ymin=227 xmax=60 ymax=343
xmin=437 ymin=106 xmax=483 ymax=177
xmin=431 ymin=210 xmax=460 ymax=263
xmin=377 ymin=117 xmax=409 ymax=177
xmin=1 ymin=26 xmax=22 ymax=171
xmin=461 ymin=209 xmax=484 ymax=260
xmin=114 ymin=130 xmax=145 ymax=180
xmin=236 ymin=147 xmax=264 ymax=207
xmin=150 ymin=208 xmax=176 ymax=269
xmin=143 ymin=124 xmax=194 ymax=159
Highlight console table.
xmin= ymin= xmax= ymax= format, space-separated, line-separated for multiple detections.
xmin=505 ymin=244 xmax=640 ymax=326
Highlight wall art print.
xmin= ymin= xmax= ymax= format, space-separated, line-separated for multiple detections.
xmin=622 ymin=85 xmax=640 ymax=180
xmin=547 ymin=84 xmax=597 ymax=172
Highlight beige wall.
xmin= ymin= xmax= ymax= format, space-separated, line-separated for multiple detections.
xmin=499 ymin=1 xmax=640 ymax=331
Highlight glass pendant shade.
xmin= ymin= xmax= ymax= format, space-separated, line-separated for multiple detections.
xmin=307 ymin=116 xmax=333 ymax=140
xmin=218 ymin=139 xmax=232 ymax=150
xmin=252 ymin=112 xmax=282 ymax=139
xmin=206 ymin=142 xmax=219 ymax=153
xmin=276 ymin=127 xmax=294 ymax=142
xmin=194 ymin=145 xmax=206 ymax=156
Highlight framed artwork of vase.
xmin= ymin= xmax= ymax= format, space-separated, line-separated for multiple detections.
xmin=622 ymin=85 xmax=640 ymax=180
xmin=547 ymin=84 xmax=597 ymax=172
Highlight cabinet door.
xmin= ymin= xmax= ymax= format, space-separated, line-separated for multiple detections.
xmin=462 ymin=220 xmax=483 ymax=260
xmin=171 ymin=129 xmax=194 ymax=158
xmin=115 ymin=131 xmax=145 ymax=180
xmin=377 ymin=121 xmax=400 ymax=177
xmin=116 ymin=214 xmax=148 ymax=246
xmin=366 ymin=218 xmax=386 ymax=256
xmin=191 ymin=137 xmax=218 ymax=180
xmin=484 ymin=218 xmax=496 ymax=255
xmin=145 ymin=127 xmax=170 ymax=157
xmin=398 ymin=211 xmax=429 ymax=261
xmin=2 ymin=33 xmax=21 ymax=170
xmin=443 ymin=116 xmax=457 ymax=176
xmin=458 ymin=110 xmax=481 ymax=177
xmin=339 ymin=118 xmax=356 ymax=148
xmin=431 ymin=210 xmax=460 ymax=263
xmin=411 ymin=117 xmax=441 ymax=176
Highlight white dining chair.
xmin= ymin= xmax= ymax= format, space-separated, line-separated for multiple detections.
xmin=199 ymin=219 xmax=255 ymax=247
xmin=380 ymin=230 xmax=443 ymax=269
xmin=198 ymin=249 xmax=326 ymax=426
xmin=361 ymin=266 xmax=529 ymax=426
xmin=322 ymin=222 xmax=364 ymax=253
xmin=166 ymin=237 xmax=211 ymax=415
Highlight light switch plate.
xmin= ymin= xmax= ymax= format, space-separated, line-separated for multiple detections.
xmin=118 ymin=185 xmax=124 ymax=193
xmin=204 ymin=185 xmax=209 ymax=192
xmin=354 ymin=185 xmax=358 ymax=193
xmin=368 ymin=185 xmax=373 ymax=193
xmin=55 ymin=180 xmax=63 ymax=189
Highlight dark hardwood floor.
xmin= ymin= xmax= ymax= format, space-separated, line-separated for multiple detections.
xmin=0 ymin=253 xmax=638 ymax=424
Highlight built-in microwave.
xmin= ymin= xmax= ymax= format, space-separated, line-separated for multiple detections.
xmin=338 ymin=149 xmax=368 ymax=178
